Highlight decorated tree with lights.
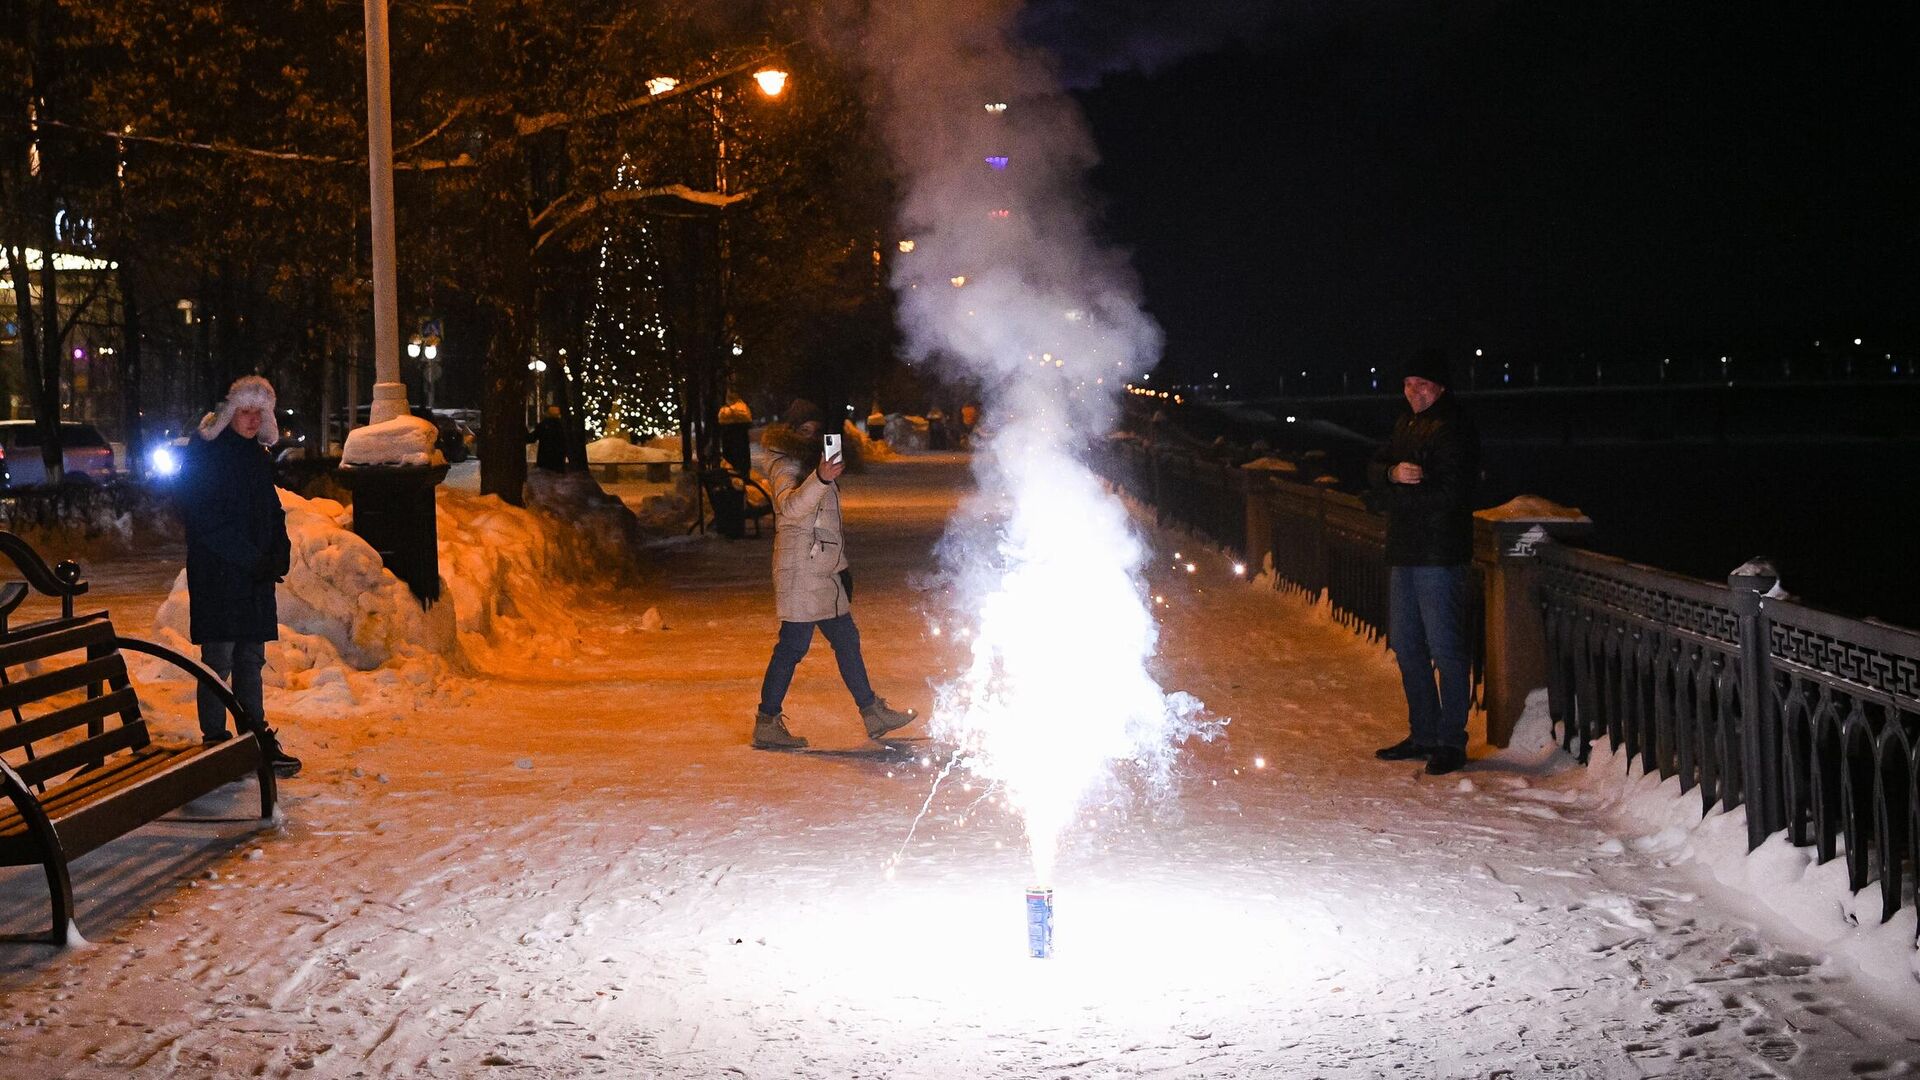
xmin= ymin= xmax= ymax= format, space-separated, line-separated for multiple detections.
xmin=575 ymin=187 xmax=679 ymax=439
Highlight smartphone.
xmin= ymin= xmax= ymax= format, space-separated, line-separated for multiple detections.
xmin=823 ymin=433 xmax=843 ymax=464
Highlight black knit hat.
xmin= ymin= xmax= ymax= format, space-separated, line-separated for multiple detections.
xmin=1403 ymin=347 xmax=1452 ymax=386
xmin=785 ymin=398 xmax=823 ymax=427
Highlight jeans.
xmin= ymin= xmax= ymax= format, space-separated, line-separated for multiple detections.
xmin=1389 ymin=565 xmax=1472 ymax=750
xmin=197 ymin=640 xmax=266 ymax=740
xmin=758 ymin=614 xmax=877 ymax=717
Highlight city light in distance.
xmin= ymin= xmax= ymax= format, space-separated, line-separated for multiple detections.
xmin=984 ymin=102 xmax=1008 ymax=113
xmin=950 ymin=275 xmax=967 ymax=287
xmin=898 ymin=239 xmax=915 ymax=253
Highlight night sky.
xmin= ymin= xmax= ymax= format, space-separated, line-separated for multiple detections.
xmin=1038 ymin=2 xmax=1919 ymax=387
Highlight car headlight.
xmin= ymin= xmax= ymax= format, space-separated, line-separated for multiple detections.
xmin=150 ymin=445 xmax=181 ymax=477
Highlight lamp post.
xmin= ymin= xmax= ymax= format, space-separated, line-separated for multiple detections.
xmin=360 ymin=0 xmax=409 ymax=427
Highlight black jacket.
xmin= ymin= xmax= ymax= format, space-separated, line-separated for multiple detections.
xmin=527 ymin=417 xmax=570 ymax=472
xmin=1366 ymin=393 xmax=1480 ymax=566
xmin=182 ymin=428 xmax=290 ymax=643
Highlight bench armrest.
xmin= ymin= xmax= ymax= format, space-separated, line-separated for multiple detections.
xmin=111 ymin=634 xmax=267 ymax=738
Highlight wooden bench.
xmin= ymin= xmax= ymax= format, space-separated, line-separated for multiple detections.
xmin=0 ymin=533 xmax=279 ymax=946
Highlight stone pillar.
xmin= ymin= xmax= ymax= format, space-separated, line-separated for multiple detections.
xmin=1477 ymin=518 xmax=1592 ymax=746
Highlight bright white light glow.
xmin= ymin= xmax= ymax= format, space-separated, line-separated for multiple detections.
xmin=148 ymin=445 xmax=181 ymax=477
xmin=646 ymin=76 xmax=679 ymax=96
xmin=1232 ymin=563 xmax=1246 ymax=576
xmin=898 ymin=239 xmax=916 ymax=253
xmin=754 ymin=68 xmax=789 ymax=97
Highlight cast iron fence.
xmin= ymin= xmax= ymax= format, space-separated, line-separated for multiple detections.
xmin=1540 ymin=545 xmax=1920 ymax=925
xmin=1098 ymin=434 xmax=1920 ymax=928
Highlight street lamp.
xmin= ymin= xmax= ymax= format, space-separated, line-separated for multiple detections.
xmin=752 ymin=68 xmax=789 ymax=97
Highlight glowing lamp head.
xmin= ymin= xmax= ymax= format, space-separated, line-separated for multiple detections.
xmin=950 ymin=275 xmax=967 ymax=288
xmin=646 ymin=76 xmax=679 ymax=96
xmin=898 ymin=239 xmax=916 ymax=253
xmin=753 ymin=68 xmax=789 ymax=97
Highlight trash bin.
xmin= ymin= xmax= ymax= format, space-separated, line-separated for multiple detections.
xmin=334 ymin=463 xmax=449 ymax=603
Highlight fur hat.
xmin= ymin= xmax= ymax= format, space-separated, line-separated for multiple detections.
xmin=785 ymin=398 xmax=823 ymax=428
xmin=1402 ymin=346 xmax=1453 ymax=387
xmin=199 ymin=375 xmax=281 ymax=444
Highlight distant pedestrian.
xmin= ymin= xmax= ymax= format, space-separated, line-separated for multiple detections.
xmin=751 ymin=398 xmax=917 ymax=750
xmin=1368 ymin=348 xmax=1481 ymax=775
xmin=181 ymin=375 xmax=302 ymax=777
xmin=527 ymin=404 xmax=568 ymax=472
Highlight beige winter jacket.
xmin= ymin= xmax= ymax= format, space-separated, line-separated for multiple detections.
xmin=764 ymin=423 xmax=850 ymax=623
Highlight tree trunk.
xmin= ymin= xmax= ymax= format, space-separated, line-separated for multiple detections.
xmin=119 ymin=259 xmax=143 ymax=478
xmin=476 ymin=143 xmax=529 ymax=505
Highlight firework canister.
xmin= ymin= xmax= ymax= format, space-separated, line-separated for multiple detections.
xmin=1025 ymin=887 xmax=1054 ymax=958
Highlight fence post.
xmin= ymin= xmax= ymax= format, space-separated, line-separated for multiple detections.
xmin=1728 ymin=561 xmax=1782 ymax=850
xmin=1243 ymin=475 xmax=1271 ymax=571
xmin=1478 ymin=520 xmax=1591 ymax=747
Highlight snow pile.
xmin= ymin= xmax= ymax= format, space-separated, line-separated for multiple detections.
xmin=585 ymin=437 xmax=674 ymax=464
xmin=1528 ymin=689 xmax=1920 ymax=994
xmin=1477 ymin=494 xmax=1589 ymax=521
xmin=883 ymin=414 xmax=929 ymax=451
xmin=522 ymin=470 xmax=643 ymax=569
xmin=843 ymin=419 xmax=898 ymax=463
xmin=152 ymin=481 xmax=642 ymax=699
xmin=1241 ymin=456 xmax=1300 ymax=474
xmin=341 ymin=415 xmax=441 ymax=467
xmin=718 ymin=399 xmax=753 ymax=424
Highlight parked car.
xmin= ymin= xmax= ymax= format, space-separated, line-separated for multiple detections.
xmin=0 ymin=420 xmax=117 ymax=488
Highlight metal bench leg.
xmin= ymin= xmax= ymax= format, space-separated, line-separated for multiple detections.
xmin=257 ymin=751 xmax=278 ymax=822
xmin=43 ymin=851 xmax=74 ymax=947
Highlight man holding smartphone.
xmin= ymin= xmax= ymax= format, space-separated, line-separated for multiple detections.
xmin=752 ymin=399 xmax=917 ymax=749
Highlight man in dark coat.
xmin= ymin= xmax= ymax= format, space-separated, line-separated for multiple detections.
xmin=527 ymin=405 xmax=569 ymax=472
xmin=182 ymin=375 xmax=301 ymax=777
xmin=1367 ymin=348 xmax=1480 ymax=775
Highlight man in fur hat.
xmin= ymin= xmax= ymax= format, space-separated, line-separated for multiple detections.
xmin=751 ymin=398 xmax=917 ymax=749
xmin=181 ymin=375 xmax=301 ymax=777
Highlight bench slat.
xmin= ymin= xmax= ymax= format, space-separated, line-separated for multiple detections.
xmin=0 ymin=618 xmax=117 ymax=671
xmin=0 ymin=746 xmax=180 ymax=847
xmin=0 ymin=687 xmax=140 ymax=756
xmin=12 ymin=719 xmax=150 ymax=789
xmin=41 ymin=740 xmax=263 ymax=862
xmin=0 ymin=654 xmax=128 ymax=716
xmin=0 ymin=739 xmax=262 ymax=865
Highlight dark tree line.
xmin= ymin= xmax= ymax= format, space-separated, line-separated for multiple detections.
xmin=1 ymin=0 xmax=900 ymax=501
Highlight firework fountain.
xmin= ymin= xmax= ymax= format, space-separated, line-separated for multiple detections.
xmin=862 ymin=1 xmax=1219 ymax=946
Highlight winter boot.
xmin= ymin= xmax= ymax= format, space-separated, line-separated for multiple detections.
xmin=860 ymin=698 xmax=918 ymax=740
xmin=752 ymin=711 xmax=809 ymax=750
xmin=1374 ymin=738 xmax=1432 ymax=761
xmin=255 ymin=727 xmax=302 ymax=778
xmin=1424 ymin=746 xmax=1468 ymax=776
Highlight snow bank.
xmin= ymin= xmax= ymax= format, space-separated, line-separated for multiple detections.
xmin=1534 ymin=689 xmax=1920 ymax=995
xmin=341 ymin=415 xmax=441 ymax=467
xmin=1476 ymin=494 xmax=1589 ymax=521
xmin=883 ymin=414 xmax=929 ymax=451
xmin=152 ymin=479 xmax=643 ymax=701
xmin=1241 ymin=456 xmax=1299 ymax=474
xmin=843 ymin=419 xmax=898 ymax=463
xmin=586 ymin=437 xmax=675 ymax=464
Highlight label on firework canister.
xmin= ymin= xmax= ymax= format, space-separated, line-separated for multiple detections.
xmin=1026 ymin=887 xmax=1054 ymax=958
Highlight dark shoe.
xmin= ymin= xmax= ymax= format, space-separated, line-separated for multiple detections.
xmin=254 ymin=727 xmax=302 ymax=777
xmin=752 ymin=711 xmax=809 ymax=750
xmin=1374 ymin=738 xmax=1432 ymax=761
xmin=201 ymin=731 xmax=233 ymax=745
xmin=859 ymin=698 xmax=917 ymax=740
xmin=1424 ymin=747 xmax=1468 ymax=775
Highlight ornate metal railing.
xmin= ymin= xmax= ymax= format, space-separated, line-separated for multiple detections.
xmin=1539 ymin=544 xmax=1920 ymax=924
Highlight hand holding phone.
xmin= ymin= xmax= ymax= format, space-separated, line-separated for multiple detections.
xmin=819 ymin=433 xmax=845 ymax=482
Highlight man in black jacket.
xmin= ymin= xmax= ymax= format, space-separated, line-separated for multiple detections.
xmin=1367 ymin=348 xmax=1480 ymax=775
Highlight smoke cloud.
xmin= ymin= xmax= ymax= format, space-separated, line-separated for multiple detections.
xmin=861 ymin=1 xmax=1218 ymax=883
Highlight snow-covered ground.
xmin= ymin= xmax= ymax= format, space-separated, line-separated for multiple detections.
xmin=2 ymin=452 xmax=1916 ymax=1078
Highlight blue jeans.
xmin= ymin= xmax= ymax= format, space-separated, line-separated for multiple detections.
xmin=197 ymin=640 xmax=266 ymax=740
xmin=758 ymin=614 xmax=877 ymax=716
xmin=1389 ymin=565 xmax=1472 ymax=750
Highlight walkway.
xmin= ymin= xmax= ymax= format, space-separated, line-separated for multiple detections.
xmin=0 ymin=453 xmax=1914 ymax=1078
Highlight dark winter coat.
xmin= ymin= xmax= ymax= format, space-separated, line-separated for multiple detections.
xmin=182 ymin=427 xmax=290 ymax=643
xmin=1366 ymin=392 xmax=1480 ymax=566
xmin=528 ymin=417 xmax=569 ymax=472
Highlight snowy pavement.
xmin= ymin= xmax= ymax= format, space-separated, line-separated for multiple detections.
xmin=2 ymin=452 xmax=1917 ymax=1078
